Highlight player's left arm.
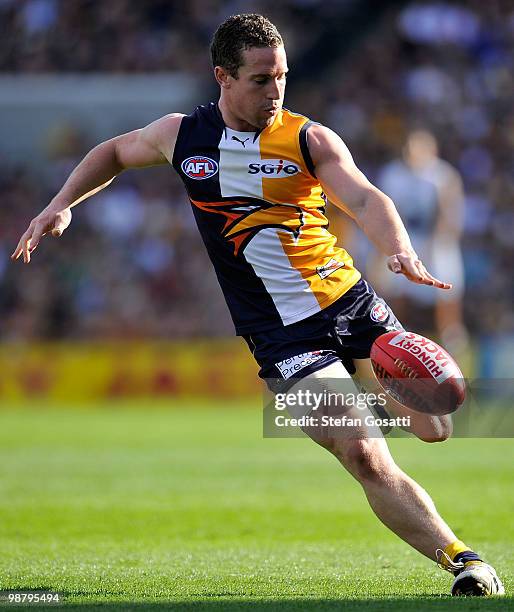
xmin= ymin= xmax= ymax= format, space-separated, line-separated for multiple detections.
xmin=307 ymin=124 xmax=451 ymax=289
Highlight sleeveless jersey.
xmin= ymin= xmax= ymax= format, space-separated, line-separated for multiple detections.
xmin=172 ymin=103 xmax=361 ymax=334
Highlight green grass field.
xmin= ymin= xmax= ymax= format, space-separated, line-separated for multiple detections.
xmin=0 ymin=402 xmax=512 ymax=610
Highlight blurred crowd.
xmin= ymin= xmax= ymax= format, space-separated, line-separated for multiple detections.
xmin=0 ymin=0 xmax=344 ymax=73
xmin=1 ymin=0 xmax=513 ymax=343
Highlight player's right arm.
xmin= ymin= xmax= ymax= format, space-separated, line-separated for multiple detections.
xmin=12 ymin=113 xmax=184 ymax=263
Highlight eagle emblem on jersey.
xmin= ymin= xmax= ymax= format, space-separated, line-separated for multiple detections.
xmin=190 ymin=198 xmax=304 ymax=256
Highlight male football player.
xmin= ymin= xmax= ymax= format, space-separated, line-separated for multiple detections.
xmin=12 ymin=14 xmax=503 ymax=596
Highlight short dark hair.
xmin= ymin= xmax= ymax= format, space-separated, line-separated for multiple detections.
xmin=210 ymin=14 xmax=283 ymax=78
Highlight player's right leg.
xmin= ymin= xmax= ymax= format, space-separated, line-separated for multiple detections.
xmin=294 ymin=363 xmax=504 ymax=596
xmin=291 ymin=362 xmax=459 ymax=562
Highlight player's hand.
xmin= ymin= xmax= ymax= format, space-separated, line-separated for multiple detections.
xmin=387 ymin=252 xmax=452 ymax=289
xmin=11 ymin=207 xmax=72 ymax=264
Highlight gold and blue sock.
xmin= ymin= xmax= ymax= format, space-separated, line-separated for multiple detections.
xmin=443 ymin=540 xmax=482 ymax=573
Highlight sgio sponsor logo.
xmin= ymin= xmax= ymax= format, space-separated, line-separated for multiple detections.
xmin=181 ymin=156 xmax=219 ymax=180
xmin=248 ymin=159 xmax=300 ymax=177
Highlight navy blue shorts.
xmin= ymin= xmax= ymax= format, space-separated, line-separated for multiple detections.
xmin=243 ymin=279 xmax=403 ymax=390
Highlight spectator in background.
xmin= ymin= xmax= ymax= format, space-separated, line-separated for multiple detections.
xmin=373 ymin=130 xmax=467 ymax=356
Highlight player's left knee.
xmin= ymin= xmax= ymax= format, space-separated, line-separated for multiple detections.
xmin=417 ymin=416 xmax=453 ymax=443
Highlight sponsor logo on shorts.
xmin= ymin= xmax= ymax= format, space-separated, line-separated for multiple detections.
xmin=181 ymin=156 xmax=219 ymax=180
xmin=316 ymin=258 xmax=345 ymax=280
xmin=248 ymin=159 xmax=300 ymax=177
xmin=388 ymin=331 xmax=461 ymax=383
xmin=370 ymin=302 xmax=389 ymax=323
xmin=276 ymin=351 xmax=325 ymax=379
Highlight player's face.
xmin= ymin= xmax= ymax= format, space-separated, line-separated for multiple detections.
xmin=229 ymin=45 xmax=288 ymax=130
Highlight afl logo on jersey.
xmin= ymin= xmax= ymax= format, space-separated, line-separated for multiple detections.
xmin=370 ymin=302 xmax=389 ymax=323
xmin=181 ymin=156 xmax=219 ymax=180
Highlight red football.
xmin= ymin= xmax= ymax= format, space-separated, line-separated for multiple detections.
xmin=370 ymin=330 xmax=466 ymax=415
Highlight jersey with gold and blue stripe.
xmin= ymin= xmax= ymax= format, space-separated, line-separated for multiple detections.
xmin=172 ymin=102 xmax=361 ymax=334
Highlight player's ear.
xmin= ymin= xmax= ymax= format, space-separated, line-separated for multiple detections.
xmin=214 ymin=66 xmax=232 ymax=89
